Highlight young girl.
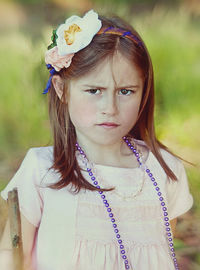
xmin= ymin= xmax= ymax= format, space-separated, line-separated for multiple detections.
xmin=0 ymin=9 xmax=193 ymax=270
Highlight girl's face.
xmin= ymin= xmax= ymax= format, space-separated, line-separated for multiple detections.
xmin=67 ymin=52 xmax=143 ymax=149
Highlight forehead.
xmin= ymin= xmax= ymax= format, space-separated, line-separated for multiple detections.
xmin=70 ymin=52 xmax=143 ymax=87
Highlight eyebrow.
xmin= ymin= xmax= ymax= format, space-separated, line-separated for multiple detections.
xmin=82 ymin=84 xmax=140 ymax=89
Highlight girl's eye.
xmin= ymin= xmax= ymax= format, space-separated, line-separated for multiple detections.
xmin=86 ymin=89 xmax=101 ymax=95
xmin=119 ymin=89 xmax=134 ymax=96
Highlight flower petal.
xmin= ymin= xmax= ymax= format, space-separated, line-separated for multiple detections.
xmin=56 ymin=9 xmax=102 ymax=56
xmin=45 ymin=46 xmax=74 ymax=71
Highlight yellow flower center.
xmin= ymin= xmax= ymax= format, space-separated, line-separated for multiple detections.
xmin=64 ymin=24 xmax=82 ymax=45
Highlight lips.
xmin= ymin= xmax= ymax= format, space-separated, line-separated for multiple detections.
xmin=97 ymin=122 xmax=119 ymax=128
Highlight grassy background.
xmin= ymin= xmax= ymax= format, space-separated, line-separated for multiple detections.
xmin=0 ymin=0 xmax=199 ymax=269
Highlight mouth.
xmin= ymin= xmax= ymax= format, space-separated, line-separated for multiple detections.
xmin=97 ymin=122 xmax=120 ymax=129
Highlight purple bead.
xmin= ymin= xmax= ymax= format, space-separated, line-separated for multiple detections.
xmin=77 ymin=146 xmax=81 ymax=150
xmin=149 ymin=173 xmax=153 ymax=177
xmin=109 ymin=213 xmax=113 ymax=217
xmin=116 ymin=234 xmax=120 ymax=239
xmin=168 ymin=238 xmax=173 ymax=242
xmin=125 ymin=265 xmax=130 ymax=269
xmin=91 ymin=176 xmax=95 ymax=180
xmin=158 ymin=192 xmax=162 ymax=196
xmin=173 ymin=258 xmax=177 ymax=262
xmin=130 ymin=146 xmax=134 ymax=150
xmin=159 ymin=197 xmax=164 ymax=201
xmin=164 ymin=212 xmax=168 ymax=216
xmin=121 ymin=250 xmax=125 ymax=254
xmin=115 ymin=229 xmax=119 ymax=233
xmin=113 ymin=223 xmax=117 ymax=228
xmin=120 ymin=245 xmax=124 ymax=249
xmin=124 ymin=259 xmax=128 ymax=264
xmin=107 ymin=208 xmax=111 ymax=212
xmin=162 ymin=207 xmax=167 ymax=211
xmin=118 ymin=239 xmax=122 ymax=244
xmin=171 ymin=248 xmax=175 ymax=252
xmin=155 ymin=187 xmax=160 ymax=191
xmin=111 ymin=218 xmax=115 ymax=223
xmin=122 ymin=255 xmax=127 ymax=259
xmin=172 ymin=253 xmax=176 ymax=257
xmin=101 ymin=195 xmax=106 ymax=199
xmin=167 ymin=233 xmax=172 ymax=237
xmin=125 ymin=139 xmax=129 ymax=143
xmin=96 ymin=186 xmax=100 ymax=189
xmin=146 ymin=169 xmax=150 ymax=173
xmin=133 ymin=149 xmax=136 ymax=153
xmin=94 ymin=181 xmax=98 ymax=185
xmin=105 ymin=203 xmax=109 ymax=207
xmin=165 ymin=222 xmax=170 ymax=226
xmin=170 ymin=243 xmax=173 ymax=247
xmin=135 ymin=153 xmax=139 ymax=157
xmin=161 ymin=202 xmax=165 ymax=206
xmin=128 ymin=143 xmax=131 ymax=146
xmin=164 ymin=217 xmax=169 ymax=221
xmin=103 ymin=200 xmax=107 ymax=204
xmin=153 ymin=182 xmax=158 ymax=186
xmin=151 ymin=177 xmax=155 ymax=181
xmin=87 ymin=168 xmax=91 ymax=172
xmin=80 ymin=150 xmax=84 ymax=154
xmin=98 ymin=191 xmax=103 ymax=194
xmin=166 ymin=228 xmax=171 ymax=232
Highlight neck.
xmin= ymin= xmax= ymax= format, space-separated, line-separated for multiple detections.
xmin=76 ymin=135 xmax=137 ymax=168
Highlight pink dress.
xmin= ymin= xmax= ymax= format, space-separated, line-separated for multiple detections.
xmin=1 ymin=143 xmax=193 ymax=270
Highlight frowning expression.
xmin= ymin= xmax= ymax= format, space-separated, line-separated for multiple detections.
xmin=67 ymin=52 xmax=143 ymax=147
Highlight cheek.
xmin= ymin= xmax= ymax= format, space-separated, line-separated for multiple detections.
xmin=68 ymin=97 xmax=96 ymax=126
xmin=121 ymin=100 xmax=141 ymax=124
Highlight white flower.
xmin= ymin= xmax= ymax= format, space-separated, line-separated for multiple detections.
xmin=56 ymin=10 xmax=102 ymax=56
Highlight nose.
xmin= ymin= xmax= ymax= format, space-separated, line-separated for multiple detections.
xmin=101 ymin=93 xmax=118 ymax=116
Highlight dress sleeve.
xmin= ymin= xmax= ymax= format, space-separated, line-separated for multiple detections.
xmin=1 ymin=149 xmax=44 ymax=227
xmin=166 ymin=160 xmax=193 ymax=220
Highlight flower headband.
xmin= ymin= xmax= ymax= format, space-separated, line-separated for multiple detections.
xmin=43 ymin=10 xmax=143 ymax=94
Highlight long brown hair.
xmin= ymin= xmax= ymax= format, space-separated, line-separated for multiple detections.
xmin=48 ymin=14 xmax=178 ymax=194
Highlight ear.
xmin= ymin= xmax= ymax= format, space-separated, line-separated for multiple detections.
xmin=52 ymin=75 xmax=64 ymax=100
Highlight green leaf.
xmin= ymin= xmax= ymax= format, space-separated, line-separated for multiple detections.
xmin=47 ymin=29 xmax=58 ymax=50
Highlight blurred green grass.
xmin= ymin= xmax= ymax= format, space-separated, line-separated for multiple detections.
xmin=0 ymin=32 xmax=50 ymax=157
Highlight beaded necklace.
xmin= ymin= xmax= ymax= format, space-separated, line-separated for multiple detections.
xmin=80 ymin=155 xmax=146 ymax=202
xmin=75 ymin=136 xmax=179 ymax=270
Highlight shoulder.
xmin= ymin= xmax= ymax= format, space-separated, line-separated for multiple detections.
xmin=25 ymin=146 xmax=54 ymax=167
xmin=160 ymin=148 xmax=181 ymax=165
xmin=20 ymin=146 xmax=56 ymax=184
xmin=159 ymin=148 xmax=184 ymax=176
xmin=135 ymin=139 xmax=180 ymax=163
xmin=135 ymin=139 xmax=183 ymax=176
